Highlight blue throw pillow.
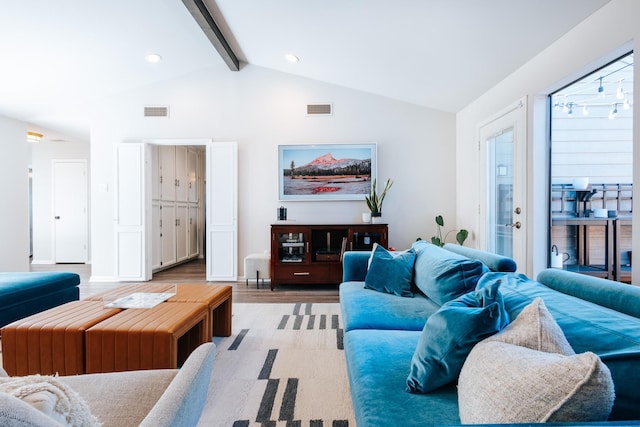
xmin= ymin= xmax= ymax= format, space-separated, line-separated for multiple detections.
xmin=364 ymin=244 xmax=416 ymax=298
xmin=406 ymin=279 xmax=509 ymax=393
xmin=411 ymin=241 xmax=489 ymax=306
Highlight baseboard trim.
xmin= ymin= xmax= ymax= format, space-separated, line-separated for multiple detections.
xmin=89 ymin=276 xmax=119 ymax=283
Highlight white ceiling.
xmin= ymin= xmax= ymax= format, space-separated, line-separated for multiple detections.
xmin=0 ymin=0 xmax=610 ymax=141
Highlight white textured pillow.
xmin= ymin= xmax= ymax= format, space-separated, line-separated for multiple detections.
xmin=484 ymin=297 xmax=574 ymax=355
xmin=0 ymin=375 xmax=100 ymax=427
xmin=458 ymin=298 xmax=615 ymax=424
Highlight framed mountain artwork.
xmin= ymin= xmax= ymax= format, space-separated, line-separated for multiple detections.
xmin=278 ymin=143 xmax=377 ymax=201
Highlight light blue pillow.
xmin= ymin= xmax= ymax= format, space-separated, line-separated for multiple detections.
xmin=412 ymin=240 xmax=488 ymax=305
xmin=406 ymin=279 xmax=509 ymax=393
xmin=364 ymin=244 xmax=416 ymax=298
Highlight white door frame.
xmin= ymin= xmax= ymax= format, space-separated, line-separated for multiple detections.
xmin=115 ymin=139 xmax=237 ymax=281
xmin=477 ymin=97 xmax=528 ymax=271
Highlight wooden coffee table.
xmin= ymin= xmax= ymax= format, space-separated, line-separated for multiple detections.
xmin=1 ymin=301 xmax=122 ymax=376
xmin=84 ymin=301 xmax=208 ymax=373
xmin=86 ymin=283 xmax=233 ymax=339
xmin=2 ymin=284 xmax=230 ymax=375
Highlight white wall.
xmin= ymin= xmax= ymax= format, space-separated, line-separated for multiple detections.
xmin=456 ymin=0 xmax=640 ymax=282
xmin=31 ymin=139 xmax=90 ymax=263
xmin=89 ymin=64 xmax=456 ymax=280
xmin=0 ymin=116 xmax=31 ymax=271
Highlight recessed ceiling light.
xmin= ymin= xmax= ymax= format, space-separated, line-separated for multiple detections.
xmin=145 ymin=53 xmax=162 ymax=63
xmin=285 ymin=53 xmax=300 ymax=63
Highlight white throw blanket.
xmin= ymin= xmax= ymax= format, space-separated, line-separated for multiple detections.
xmin=0 ymin=375 xmax=101 ymax=427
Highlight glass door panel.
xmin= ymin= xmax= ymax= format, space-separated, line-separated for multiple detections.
xmin=487 ymin=128 xmax=514 ymax=257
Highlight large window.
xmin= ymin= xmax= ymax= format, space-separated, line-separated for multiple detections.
xmin=549 ymin=52 xmax=633 ymax=282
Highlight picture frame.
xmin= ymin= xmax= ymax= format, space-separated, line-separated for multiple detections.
xmin=278 ymin=143 xmax=377 ymax=201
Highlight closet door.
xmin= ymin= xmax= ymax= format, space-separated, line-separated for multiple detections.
xmin=175 ymin=146 xmax=188 ymax=202
xmin=188 ymin=204 xmax=199 ymax=257
xmin=151 ymin=202 xmax=161 ymax=270
xmin=176 ymin=203 xmax=189 ymax=262
xmin=160 ymin=202 xmax=176 ymax=266
xmin=187 ymin=149 xmax=198 ymax=203
xmin=151 ymin=145 xmax=160 ymax=201
xmin=159 ymin=146 xmax=175 ymax=201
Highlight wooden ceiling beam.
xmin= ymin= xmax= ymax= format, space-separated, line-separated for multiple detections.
xmin=182 ymin=0 xmax=240 ymax=71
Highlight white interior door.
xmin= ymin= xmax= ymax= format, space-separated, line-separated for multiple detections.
xmin=207 ymin=142 xmax=238 ymax=281
xmin=115 ymin=143 xmax=151 ymax=281
xmin=479 ymin=98 xmax=527 ymax=270
xmin=53 ymin=160 xmax=88 ymax=263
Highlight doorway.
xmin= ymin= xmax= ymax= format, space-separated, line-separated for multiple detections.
xmin=549 ymin=52 xmax=633 ymax=282
xmin=150 ymin=144 xmax=205 ymax=275
xmin=115 ymin=140 xmax=237 ymax=281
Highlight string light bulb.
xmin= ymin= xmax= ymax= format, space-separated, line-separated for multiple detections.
xmin=598 ymin=77 xmax=605 ymax=96
xmin=608 ymin=103 xmax=618 ymax=119
xmin=616 ymin=79 xmax=625 ymax=99
xmin=582 ymin=105 xmax=589 ymax=116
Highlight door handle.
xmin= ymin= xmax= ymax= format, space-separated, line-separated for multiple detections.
xmin=505 ymin=221 xmax=521 ymax=229
xmin=54 ymin=216 xmax=61 ymax=220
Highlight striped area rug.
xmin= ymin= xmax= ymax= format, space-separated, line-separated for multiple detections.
xmin=197 ymin=303 xmax=355 ymax=427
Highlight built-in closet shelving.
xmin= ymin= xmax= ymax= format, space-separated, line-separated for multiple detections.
xmin=151 ymin=145 xmax=203 ymax=271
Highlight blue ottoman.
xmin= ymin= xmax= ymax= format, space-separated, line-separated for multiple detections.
xmin=0 ymin=272 xmax=80 ymax=328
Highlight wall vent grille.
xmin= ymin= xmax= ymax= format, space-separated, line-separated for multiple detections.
xmin=306 ymin=104 xmax=332 ymax=116
xmin=144 ymin=106 xmax=170 ymax=117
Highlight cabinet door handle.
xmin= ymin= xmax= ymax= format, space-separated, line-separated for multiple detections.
xmin=306 ymin=242 xmax=309 ymax=253
xmin=294 ymin=272 xmax=310 ymax=276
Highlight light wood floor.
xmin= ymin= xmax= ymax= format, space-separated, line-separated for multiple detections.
xmin=30 ymin=258 xmax=340 ymax=303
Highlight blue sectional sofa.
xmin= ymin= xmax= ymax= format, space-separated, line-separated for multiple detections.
xmin=0 ymin=272 xmax=80 ymax=328
xmin=340 ymin=241 xmax=640 ymax=427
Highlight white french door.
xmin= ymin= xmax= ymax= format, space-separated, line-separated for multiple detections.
xmin=479 ymin=98 xmax=527 ymax=270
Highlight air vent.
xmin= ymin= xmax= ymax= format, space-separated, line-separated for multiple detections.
xmin=306 ymin=103 xmax=332 ymax=116
xmin=144 ymin=106 xmax=169 ymax=117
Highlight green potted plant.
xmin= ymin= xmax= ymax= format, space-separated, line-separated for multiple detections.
xmin=416 ymin=215 xmax=468 ymax=246
xmin=365 ymin=178 xmax=393 ymax=223
xmin=431 ymin=215 xmax=468 ymax=247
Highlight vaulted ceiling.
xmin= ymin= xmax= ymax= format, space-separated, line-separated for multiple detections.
xmin=0 ymin=0 xmax=610 ymax=140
